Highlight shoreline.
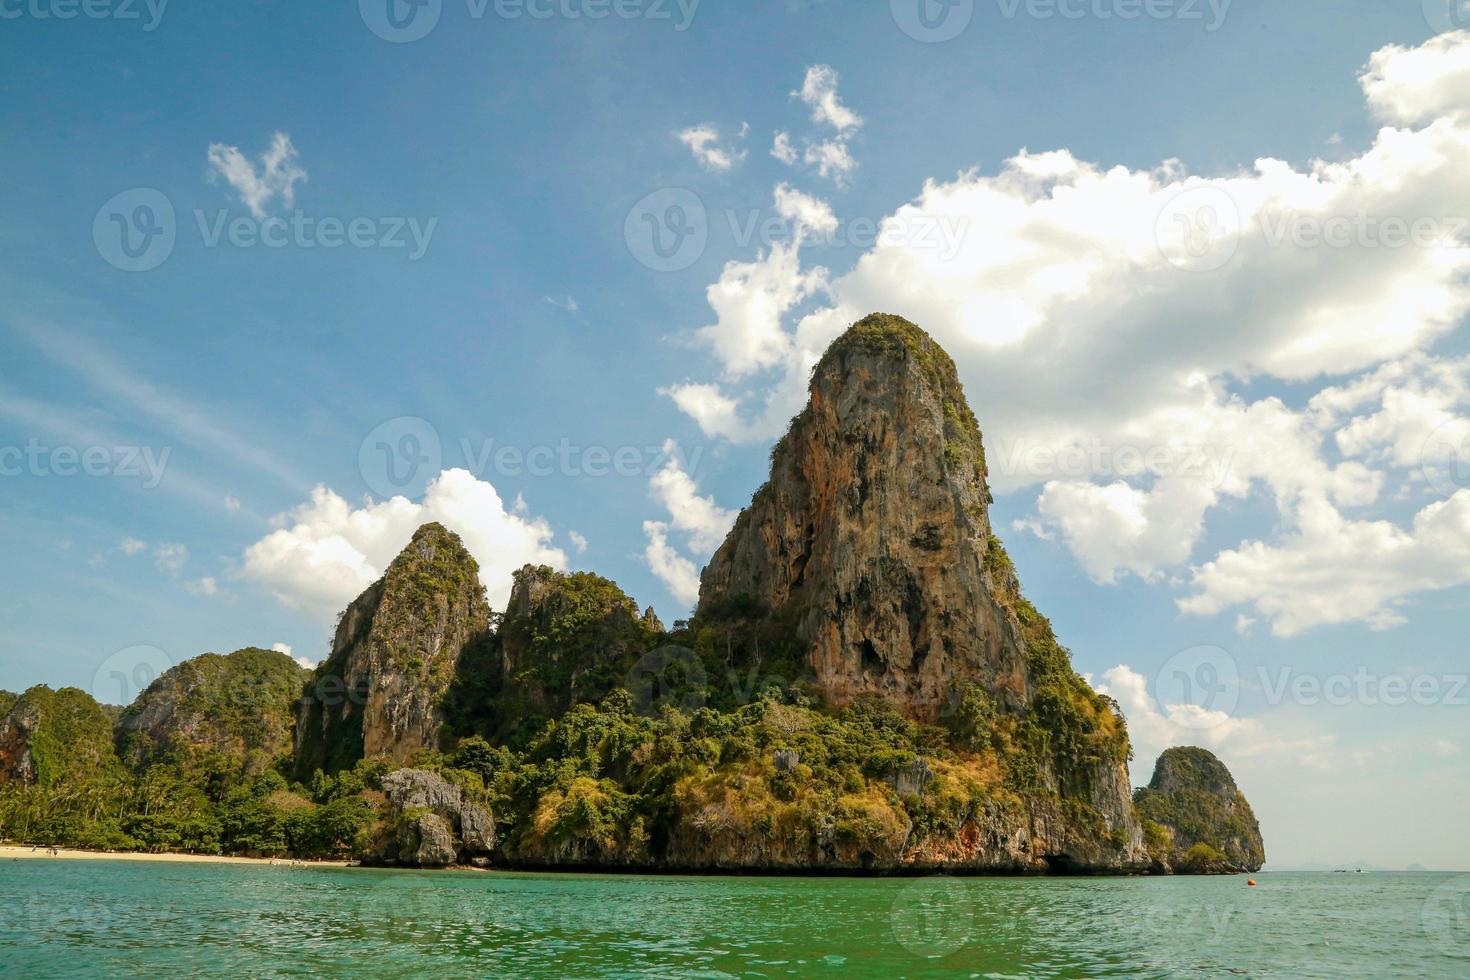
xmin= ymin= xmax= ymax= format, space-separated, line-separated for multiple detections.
xmin=1 ymin=844 xmax=1253 ymax=877
xmin=0 ymin=845 xmax=349 ymax=868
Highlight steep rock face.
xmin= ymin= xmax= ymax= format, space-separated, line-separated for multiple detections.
xmin=116 ymin=648 xmax=308 ymax=775
xmin=696 ymin=313 xmax=1145 ymax=872
xmin=366 ymin=768 xmax=495 ymax=868
xmin=699 ymin=313 xmax=1023 ymax=717
xmin=0 ymin=686 xmax=121 ymax=787
xmin=1134 ymin=747 xmax=1265 ymax=873
xmin=451 ymin=565 xmax=662 ymax=741
xmin=295 ymin=523 xmax=491 ymax=775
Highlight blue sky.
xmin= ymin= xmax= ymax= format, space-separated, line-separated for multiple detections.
xmin=3 ymin=1 xmax=1470 ymax=868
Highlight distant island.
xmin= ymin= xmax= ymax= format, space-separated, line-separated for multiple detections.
xmin=0 ymin=314 xmax=1263 ymax=875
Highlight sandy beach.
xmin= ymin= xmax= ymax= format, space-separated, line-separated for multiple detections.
xmin=1 ymin=845 xmax=348 ymax=868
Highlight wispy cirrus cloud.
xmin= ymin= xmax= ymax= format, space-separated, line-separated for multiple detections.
xmin=206 ymin=131 xmax=308 ymax=219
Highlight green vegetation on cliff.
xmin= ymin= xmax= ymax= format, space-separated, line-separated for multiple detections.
xmin=296 ymin=521 xmax=491 ymax=778
xmin=1134 ymin=747 xmax=1265 ymax=872
xmin=0 ymin=677 xmax=379 ymax=856
xmin=450 ymin=566 xmax=663 ymax=742
xmin=431 ymin=690 xmax=1020 ymax=870
xmin=982 ymin=534 xmax=1132 ymax=794
xmin=0 ymin=686 xmax=133 ymax=847
xmin=0 ymin=316 xmax=1259 ymax=872
xmin=117 ymin=648 xmax=308 ymax=776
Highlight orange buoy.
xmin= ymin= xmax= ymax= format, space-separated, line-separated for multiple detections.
xmin=1247 ymin=880 xmax=1257 ymax=887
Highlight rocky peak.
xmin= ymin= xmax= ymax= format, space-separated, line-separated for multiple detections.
xmin=0 ymin=685 xmax=120 ymax=787
xmin=117 ymin=648 xmax=308 ymax=775
xmin=1148 ymin=745 xmax=1242 ymax=797
xmin=640 ymin=606 xmax=665 ymax=634
xmin=696 ymin=313 xmax=1147 ymax=870
xmin=1135 ymin=747 xmax=1264 ymax=873
xmin=294 ymin=523 xmax=491 ymax=775
xmin=453 ymin=565 xmax=659 ymax=739
xmin=698 ymin=313 xmax=1018 ymax=718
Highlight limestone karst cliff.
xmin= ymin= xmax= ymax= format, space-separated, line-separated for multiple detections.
xmin=0 ymin=686 xmax=121 ymax=788
xmin=294 ymin=523 xmax=491 ymax=776
xmin=447 ymin=564 xmax=665 ymax=741
xmin=1 ymin=313 xmax=1265 ymax=874
xmin=1135 ymin=746 xmax=1266 ymax=873
xmin=116 ymin=648 xmax=308 ymax=776
xmin=694 ymin=313 xmax=1146 ymax=871
xmin=364 ymin=768 xmax=496 ymax=868
xmin=699 ymin=313 xmax=1017 ymax=718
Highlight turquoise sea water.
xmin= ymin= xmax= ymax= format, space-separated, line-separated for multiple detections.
xmin=3 ymin=861 xmax=1467 ymax=978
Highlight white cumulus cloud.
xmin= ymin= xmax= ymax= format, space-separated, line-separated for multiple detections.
xmin=241 ymin=468 xmax=566 ymax=616
xmin=641 ymin=441 xmax=737 ymax=607
xmin=664 ymin=32 xmax=1470 ymax=638
xmin=1361 ymin=30 xmax=1470 ymax=125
